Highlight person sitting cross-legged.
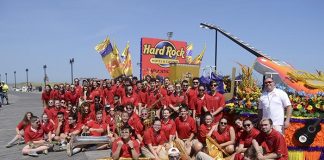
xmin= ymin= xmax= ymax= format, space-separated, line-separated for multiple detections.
xmin=22 ymin=116 xmax=52 ymax=157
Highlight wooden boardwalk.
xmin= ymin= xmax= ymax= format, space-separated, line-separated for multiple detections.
xmin=0 ymin=92 xmax=109 ymax=160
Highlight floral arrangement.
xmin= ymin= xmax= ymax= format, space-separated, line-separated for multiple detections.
xmin=290 ymin=93 xmax=324 ymax=118
xmin=225 ymin=64 xmax=261 ymax=114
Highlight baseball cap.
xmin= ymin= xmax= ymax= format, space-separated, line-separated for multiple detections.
xmin=168 ymin=147 xmax=180 ymax=156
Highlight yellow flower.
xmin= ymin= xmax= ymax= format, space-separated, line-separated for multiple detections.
xmin=315 ymin=104 xmax=320 ymax=109
xmin=226 ymin=103 xmax=234 ymax=108
xmin=239 ymin=105 xmax=244 ymax=108
xmin=297 ymin=104 xmax=303 ymax=109
xmin=306 ymin=105 xmax=313 ymax=111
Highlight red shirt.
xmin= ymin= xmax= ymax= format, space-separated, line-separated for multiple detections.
xmin=187 ymin=88 xmax=198 ymax=110
xmin=77 ymin=112 xmax=95 ymax=125
xmin=41 ymin=91 xmax=51 ymax=104
xmin=146 ymin=91 xmax=163 ymax=109
xmin=65 ymin=91 xmax=79 ymax=106
xmin=239 ymin=128 xmax=260 ymax=148
xmin=103 ymin=88 xmax=115 ymax=105
xmin=161 ymin=119 xmax=176 ymax=139
xmin=159 ymin=86 xmax=167 ymax=97
xmin=135 ymin=90 xmax=147 ymax=105
xmin=48 ymin=107 xmax=66 ymax=121
xmin=50 ymin=90 xmax=59 ymax=100
xmin=64 ymin=123 xmax=82 ymax=134
xmin=175 ymin=116 xmax=196 ymax=139
xmin=192 ymin=94 xmax=207 ymax=116
xmin=86 ymin=120 xmax=107 ymax=136
xmin=143 ymin=128 xmax=168 ymax=146
xmin=24 ymin=126 xmax=45 ymax=143
xmin=41 ymin=121 xmax=54 ymax=134
xmin=197 ymin=123 xmax=213 ymax=144
xmin=255 ymin=129 xmax=288 ymax=160
xmin=53 ymin=119 xmax=66 ymax=135
xmin=206 ymin=92 xmax=225 ymax=122
xmin=112 ymin=138 xmax=140 ymax=158
xmin=171 ymin=93 xmax=187 ymax=106
xmin=127 ymin=118 xmax=144 ymax=136
xmin=122 ymin=93 xmax=139 ymax=106
xmin=17 ymin=121 xmax=30 ymax=131
xmin=212 ymin=125 xmax=232 ymax=144
xmin=103 ymin=112 xmax=115 ymax=132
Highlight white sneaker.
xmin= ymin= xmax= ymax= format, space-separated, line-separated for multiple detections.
xmin=28 ymin=151 xmax=38 ymax=157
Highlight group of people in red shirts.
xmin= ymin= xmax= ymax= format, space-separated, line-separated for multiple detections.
xmin=6 ymin=76 xmax=288 ymax=159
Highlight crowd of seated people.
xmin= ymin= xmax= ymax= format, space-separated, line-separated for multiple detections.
xmin=6 ymin=76 xmax=288 ymax=160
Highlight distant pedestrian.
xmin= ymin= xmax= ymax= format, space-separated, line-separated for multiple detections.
xmin=1 ymin=81 xmax=9 ymax=105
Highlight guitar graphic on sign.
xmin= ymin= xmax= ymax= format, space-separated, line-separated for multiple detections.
xmin=200 ymin=23 xmax=320 ymax=94
xmin=293 ymin=113 xmax=323 ymax=146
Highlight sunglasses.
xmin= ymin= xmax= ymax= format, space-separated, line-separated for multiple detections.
xmin=141 ymin=113 xmax=148 ymax=116
xmin=183 ymin=85 xmax=188 ymax=87
xmin=199 ymin=89 xmax=205 ymax=91
xmin=243 ymin=124 xmax=251 ymax=127
xmin=211 ymin=84 xmax=218 ymax=87
xmin=264 ymin=81 xmax=273 ymax=84
xmin=220 ymin=122 xmax=227 ymax=125
xmin=193 ymin=82 xmax=199 ymax=84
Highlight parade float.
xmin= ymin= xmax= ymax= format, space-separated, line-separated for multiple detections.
xmin=96 ymin=26 xmax=324 ymax=159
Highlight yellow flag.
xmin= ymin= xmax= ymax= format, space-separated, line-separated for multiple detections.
xmin=191 ymin=44 xmax=206 ymax=65
xmin=121 ymin=42 xmax=133 ymax=76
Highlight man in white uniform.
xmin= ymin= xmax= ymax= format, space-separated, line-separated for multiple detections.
xmin=258 ymin=77 xmax=292 ymax=134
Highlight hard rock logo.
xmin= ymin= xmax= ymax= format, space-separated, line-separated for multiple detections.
xmin=143 ymin=41 xmax=185 ymax=68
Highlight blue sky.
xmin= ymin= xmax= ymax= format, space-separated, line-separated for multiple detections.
xmin=1 ymin=0 xmax=323 ymax=84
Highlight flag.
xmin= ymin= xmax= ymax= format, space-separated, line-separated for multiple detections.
xmin=95 ymin=37 xmax=123 ymax=78
xmin=186 ymin=43 xmax=193 ymax=64
xmin=191 ymin=44 xmax=206 ymax=65
xmin=121 ymin=42 xmax=133 ymax=76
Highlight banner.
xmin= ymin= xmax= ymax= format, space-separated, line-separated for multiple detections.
xmin=140 ymin=37 xmax=187 ymax=78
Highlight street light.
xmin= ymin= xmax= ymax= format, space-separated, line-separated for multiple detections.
xmin=43 ymin=65 xmax=47 ymax=86
xmin=5 ymin=73 xmax=7 ymax=84
xmin=14 ymin=71 xmax=16 ymax=89
xmin=69 ymin=58 xmax=74 ymax=84
xmin=25 ymin=68 xmax=29 ymax=86
xmin=200 ymin=23 xmax=218 ymax=70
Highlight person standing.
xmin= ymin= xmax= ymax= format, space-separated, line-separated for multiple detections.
xmin=258 ymin=77 xmax=292 ymax=134
xmin=1 ymin=81 xmax=9 ymax=105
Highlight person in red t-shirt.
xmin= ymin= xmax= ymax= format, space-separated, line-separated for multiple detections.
xmin=171 ymin=82 xmax=188 ymax=112
xmin=207 ymin=117 xmax=235 ymax=154
xmin=187 ymin=77 xmax=200 ymax=111
xmin=6 ymin=112 xmax=33 ymax=148
xmin=192 ymin=85 xmax=208 ymax=126
xmin=141 ymin=119 xmax=168 ymax=159
xmin=103 ymin=79 xmax=115 ymax=105
xmin=53 ymin=112 xmax=67 ymax=146
xmin=236 ymin=119 xmax=260 ymax=154
xmin=41 ymin=113 xmax=55 ymax=143
xmin=175 ymin=105 xmax=196 ymax=144
xmin=112 ymin=125 xmax=140 ymax=160
xmin=252 ymin=118 xmax=288 ymax=160
xmin=134 ymin=80 xmax=147 ymax=108
xmin=161 ymin=108 xmax=176 ymax=143
xmin=77 ymin=102 xmax=95 ymax=125
xmin=65 ymin=84 xmax=80 ymax=106
xmin=48 ymin=99 xmax=66 ymax=121
xmin=64 ymin=114 xmax=81 ymax=138
xmin=41 ymin=85 xmax=52 ymax=108
xmin=22 ymin=116 xmax=51 ymax=157
xmin=120 ymin=111 xmax=143 ymax=142
xmin=206 ymin=80 xmax=225 ymax=123
xmin=82 ymin=111 xmax=107 ymax=136
xmin=122 ymin=85 xmax=140 ymax=111
xmin=197 ymin=113 xmax=214 ymax=145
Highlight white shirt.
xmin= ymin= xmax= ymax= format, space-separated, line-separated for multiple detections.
xmin=258 ymin=88 xmax=291 ymax=125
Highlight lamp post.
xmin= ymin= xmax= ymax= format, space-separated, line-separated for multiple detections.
xmin=5 ymin=73 xmax=7 ymax=84
xmin=43 ymin=65 xmax=47 ymax=86
xmin=69 ymin=58 xmax=74 ymax=84
xmin=25 ymin=68 xmax=29 ymax=86
xmin=14 ymin=71 xmax=16 ymax=89
xmin=200 ymin=23 xmax=218 ymax=70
